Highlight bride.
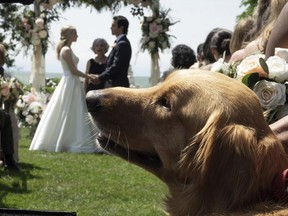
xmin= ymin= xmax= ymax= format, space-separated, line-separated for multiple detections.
xmin=30 ymin=25 xmax=102 ymax=153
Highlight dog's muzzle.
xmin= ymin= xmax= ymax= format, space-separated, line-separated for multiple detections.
xmin=86 ymin=90 xmax=103 ymax=112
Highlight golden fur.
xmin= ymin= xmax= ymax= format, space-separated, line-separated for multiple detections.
xmin=86 ymin=69 xmax=288 ymax=216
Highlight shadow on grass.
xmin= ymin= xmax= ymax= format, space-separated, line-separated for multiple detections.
xmin=0 ymin=162 xmax=47 ymax=208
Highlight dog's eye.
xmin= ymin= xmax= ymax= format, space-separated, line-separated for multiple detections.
xmin=158 ymin=97 xmax=171 ymax=111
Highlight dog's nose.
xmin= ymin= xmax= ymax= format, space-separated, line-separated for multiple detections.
xmin=86 ymin=90 xmax=103 ymax=112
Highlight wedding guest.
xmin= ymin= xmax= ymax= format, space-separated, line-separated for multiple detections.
xmin=265 ymin=2 xmax=288 ymax=59
xmin=0 ymin=110 xmax=19 ymax=171
xmin=160 ymin=44 xmax=196 ymax=81
xmin=230 ymin=0 xmax=288 ymax=63
xmin=30 ymin=25 xmax=103 ymax=153
xmin=210 ymin=28 xmax=232 ymax=62
xmin=200 ymin=28 xmax=223 ymax=70
xmin=0 ymin=43 xmax=19 ymax=162
xmin=229 ymin=16 xmax=255 ymax=54
xmin=84 ymin=38 xmax=109 ymax=93
xmin=171 ymin=44 xmax=197 ymax=69
xmin=93 ymin=15 xmax=132 ymax=88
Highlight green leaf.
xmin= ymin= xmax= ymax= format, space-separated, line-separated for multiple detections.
xmin=259 ymin=57 xmax=269 ymax=74
xmin=242 ymin=73 xmax=260 ymax=88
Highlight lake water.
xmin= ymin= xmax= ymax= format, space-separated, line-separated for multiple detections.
xmin=8 ymin=71 xmax=151 ymax=88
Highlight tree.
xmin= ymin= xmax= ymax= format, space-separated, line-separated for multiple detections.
xmin=238 ymin=0 xmax=258 ymax=20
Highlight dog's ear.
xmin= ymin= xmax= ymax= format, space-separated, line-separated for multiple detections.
xmin=178 ymin=110 xmax=279 ymax=210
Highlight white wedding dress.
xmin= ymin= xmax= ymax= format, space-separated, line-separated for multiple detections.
xmin=29 ymin=47 xmax=98 ymax=153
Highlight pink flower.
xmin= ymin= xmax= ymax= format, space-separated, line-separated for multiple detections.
xmin=23 ymin=93 xmax=36 ymax=104
xmin=149 ymin=22 xmax=162 ymax=38
xmin=149 ymin=22 xmax=161 ymax=33
xmin=21 ymin=18 xmax=28 ymax=24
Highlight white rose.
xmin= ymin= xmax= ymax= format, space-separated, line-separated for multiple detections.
xmin=275 ymin=47 xmax=288 ymax=62
xmin=38 ymin=30 xmax=47 ymax=39
xmin=28 ymin=101 xmax=42 ymax=114
xmin=30 ymin=37 xmax=41 ymax=46
xmin=35 ymin=18 xmax=44 ymax=29
xmin=148 ymin=41 xmax=155 ymax=48
xmin=22 ymin=110 xmax=28 ymax=116
xmin=236 ymin=54 xmax=266 ymax=79
xmin=25 ymin=115 xmax=34 ymax=125
xmin=14 ymin=108 xmax=19 ymax=115
xmin=16 ymin=99 xmax=25 ymax=108
xmin=266 ymin=56 xmax=288 ymax=82
xmin=18 ymin=122 xmax=22 ymax=128
xmin=253 ymin=80 xmax=286 ymax=110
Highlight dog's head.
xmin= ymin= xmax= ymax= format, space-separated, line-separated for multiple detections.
xmin=86 ymin=69 xmax=288 ymax=215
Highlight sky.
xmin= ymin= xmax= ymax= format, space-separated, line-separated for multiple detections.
xmin=11 ymin=0 xmax=245 ymax=77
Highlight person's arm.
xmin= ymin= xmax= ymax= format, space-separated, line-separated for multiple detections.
xmin=84 ymin=59 xmax=92 ymax=93
xmin=270 ymin=115 xmax=288 ymax=149
xmin=62 ymin=46 xmax=93 ymax=80
xmin=265 ymin=3 xmax=288 ymax=59
xmin=229 ymin=49 xmax=245 ymax=64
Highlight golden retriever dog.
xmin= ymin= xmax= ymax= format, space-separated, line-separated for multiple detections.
xmin=86 ymin=69 xmax=288 ymax=216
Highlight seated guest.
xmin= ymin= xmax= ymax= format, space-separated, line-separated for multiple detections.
xmin=230 ymin=0 xmax=288 ymax=63
xmin=229 ymin=16 xmax=255 ymax=55
xmin=209 ymin=28 xmax=232 ymax=62
xmin=160 ymin=44 xmax=197 ymax=81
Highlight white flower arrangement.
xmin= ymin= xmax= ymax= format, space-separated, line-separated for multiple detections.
xmin=14 ymin=0 xmax=61 ymax=55
xmin=15 ymin=77 xmax=59 ymax=135
xmin=140 ymin=8 xmax=177 ymax=55
xmin=213 ymin=49 xmax=288 ymax=123
xmin=15 ymin=88 xmax=48 ymax=129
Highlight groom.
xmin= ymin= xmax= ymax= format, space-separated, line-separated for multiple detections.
xmin=94 ymin=15 xmax=132 ymax=88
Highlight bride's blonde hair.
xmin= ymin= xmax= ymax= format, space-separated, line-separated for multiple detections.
xmin=56 ymin=25 xmax=76 ymax=59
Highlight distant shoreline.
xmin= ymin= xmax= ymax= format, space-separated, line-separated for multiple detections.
xmin=8 ymin=71 xmax=151 ymax=88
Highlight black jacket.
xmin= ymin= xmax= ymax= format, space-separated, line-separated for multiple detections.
xmin=98 ymin=35 xmax=132 ymax=87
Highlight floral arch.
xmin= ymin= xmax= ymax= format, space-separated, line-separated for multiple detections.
xmin=0 ymin=0 xmax=177 ymax=89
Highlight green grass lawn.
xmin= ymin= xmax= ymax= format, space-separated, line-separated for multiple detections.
xmin=0 ymin=128 xmax=167 ymax=216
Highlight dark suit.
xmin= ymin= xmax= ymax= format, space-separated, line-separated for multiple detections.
xmin=0 ymin=110 xmax=14 ymax=156
xmin=0 ymin=67 xmax=18 ymax=169
xmin=98 ymin=35 xmax=132 ymax=87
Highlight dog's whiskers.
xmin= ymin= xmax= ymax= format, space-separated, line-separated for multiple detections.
xmin=85 ymin=113 xmax=100 ymax=141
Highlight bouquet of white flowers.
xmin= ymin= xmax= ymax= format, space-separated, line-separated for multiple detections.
xmin=15 ymin=77 xmax=59 ymax=136
xmin=140 ymin=8 xmax=177 ymax=55
xmin=210 ymin=49 xmax=288 ymax=123
xmin=15 ymin=88 xmax=48 ymax=129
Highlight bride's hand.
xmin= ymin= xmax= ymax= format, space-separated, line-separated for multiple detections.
xmin=89 ymin=74 xmax=100 ymax=85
